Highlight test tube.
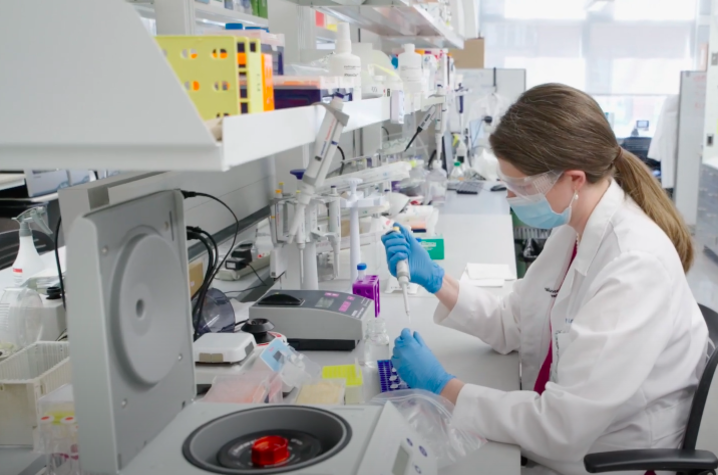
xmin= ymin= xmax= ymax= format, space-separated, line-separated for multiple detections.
xmin=61 ymin=416 xmax=80 ymax=475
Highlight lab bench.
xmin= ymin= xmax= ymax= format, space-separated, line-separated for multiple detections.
xmin=0 ymin=191 xmax=521 ymax=475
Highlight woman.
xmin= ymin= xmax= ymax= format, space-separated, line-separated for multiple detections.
xmin=382 ymin=84 xmax=709 ymax=475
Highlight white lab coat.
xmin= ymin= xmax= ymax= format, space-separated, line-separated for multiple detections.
xmin=434 ymin=180 xmax=709 ymax=475
xmin=648 ymin=95 xmax=679 ymax=189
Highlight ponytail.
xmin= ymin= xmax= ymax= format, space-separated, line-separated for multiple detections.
xmin=614 ymin=148 xmax=694 ymax=272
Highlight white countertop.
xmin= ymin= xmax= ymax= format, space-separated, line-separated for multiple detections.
xmin=0 ymin=190 xmax=521 ymax=475
xmin=210 ymin=192 xmax=522 ymax=475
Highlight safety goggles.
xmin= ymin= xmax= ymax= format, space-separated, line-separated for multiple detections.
xmin=496 ymin=168 xmax=563 ymax=199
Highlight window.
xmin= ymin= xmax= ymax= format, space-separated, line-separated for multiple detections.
xmin=594 ymin=95 xmax=667 ymax=138
xmin=504 ymin=58 xmax=586 ymax=90
xmin=504 ymin=0 xmax=586 ymax=20
xmin=613 ymin=0 xmax=697 ymax=22
xmin=611 ymin=58 xmax=694 ymax=95
xmin=480 ymin=0 xmax=699 ymax=135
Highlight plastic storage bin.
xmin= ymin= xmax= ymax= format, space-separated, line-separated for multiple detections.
xmin=203 ymin=370 xmax=283 ymax=404
xmin=0 ymin=342 xmax=71 ymax=445
xmin=295 ymin=379 xmax=345 ymax=405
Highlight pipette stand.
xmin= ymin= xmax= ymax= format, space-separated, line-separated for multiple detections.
xmin=341 ymin=179 xmax=386 ymax=284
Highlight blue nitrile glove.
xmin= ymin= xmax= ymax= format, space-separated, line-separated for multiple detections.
xmin=392 ymin=329 xmax=455 ymax=395
xmin=381 ymin=223 xmax=445 ymax=293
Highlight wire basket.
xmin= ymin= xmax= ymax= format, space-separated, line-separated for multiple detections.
xmin=0 ymin=341 xmax=71 ymax=445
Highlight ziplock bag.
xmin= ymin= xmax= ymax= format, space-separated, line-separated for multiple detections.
xmin=369 ymin=389 xmax=487 ymax=468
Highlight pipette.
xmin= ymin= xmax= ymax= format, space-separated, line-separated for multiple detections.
xmin=386 ymin=226 xmax=411 ymax=317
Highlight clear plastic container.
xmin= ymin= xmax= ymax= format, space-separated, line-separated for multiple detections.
xmin=427 ymin=161 xmax=447 ymax=205
xmin=364 ymin=318 xmax=391 ymax=369
xmin=203 ymin=371 xmax=283 ymax=404
xmin=0 ymin=287 xmax=44 ymax=357
xmin=449 ymin=161 xmax=464 ymax=181
xmin=296 ymin=379 xmax=346 ymax=405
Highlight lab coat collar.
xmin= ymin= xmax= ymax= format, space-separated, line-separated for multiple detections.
xmin=573 ymin=180 xmax=624 ymax=276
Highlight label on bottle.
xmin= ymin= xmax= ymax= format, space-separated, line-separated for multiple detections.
xmin=12 ymin=267 xmax=22 ymax=285
xmin=399 ymin=65 xmax=423 ymax=83
xmin=342 ymin=65 xmax=361 ymax=77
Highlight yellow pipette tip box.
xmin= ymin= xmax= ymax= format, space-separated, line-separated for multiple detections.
xmin=322 ymin=364 xmax=364 ymax=404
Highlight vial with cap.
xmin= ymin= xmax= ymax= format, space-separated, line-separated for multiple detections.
xmin=357 ymin=263 xmax=367 ymax=280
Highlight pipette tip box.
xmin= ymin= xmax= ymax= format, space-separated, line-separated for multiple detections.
xmin=378 ymin=360 xmax=409 ymax=393
xmin=353 ymin=275 xmax=380 ymax=317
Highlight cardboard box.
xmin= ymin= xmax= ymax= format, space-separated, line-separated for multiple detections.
xmin=189 ymin=260 xmax=204 ymax=298
xmin=450 ymin=38 xmax=485 ymax=69
xmin=418 ymin=235 xmax=445 ymax=260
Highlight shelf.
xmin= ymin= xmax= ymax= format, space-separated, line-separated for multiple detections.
xmin=0 ymin=0 xmax=390 ymax=172
xmin=127 ymin=0 xmax=268 ymax=27
xmin=287 ymin=0 xmax=464 ymax=49
xmin=193 ymin=2 xmax=268 ymax=27
xmin=315 ymin=26 xmax=337 ymax=43
xmin=221 ymin=97 xmax=390 ymax=169
xmin=0 ymin=98 xmax=390 ymax=172
xmin=0 ymin=174 xmax=26 ymax=192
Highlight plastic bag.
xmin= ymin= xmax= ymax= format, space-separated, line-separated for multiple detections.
xmin=369 ymin=389 xmax=486 ymax=468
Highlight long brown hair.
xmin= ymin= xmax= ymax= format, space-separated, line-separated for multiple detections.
xmin=489 ymin=83 xmax=694 ymax=272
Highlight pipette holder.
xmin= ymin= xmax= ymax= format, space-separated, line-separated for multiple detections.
xmin=353 ymin=275 xmax=380 ymax=317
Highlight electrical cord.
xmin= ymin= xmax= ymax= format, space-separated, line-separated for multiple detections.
xmin=337 ymin=145 xmax=346 ymax=175
xmin=246 ymin=262 xmax=271 ymax=286
xmin=181 ymin=191 xmax=240 ymax=338
xmin=225 ymin=285 xmax=266 ymax=296
xmin=382 ymin=126 xmax=390 ymax=140
xmin=181 ymin=192 xmax=239 ymax=286
xmin=187 ymin=230 xmax=216 ymax=339
xmin=54 ymin=217 xmax=65 ymax=309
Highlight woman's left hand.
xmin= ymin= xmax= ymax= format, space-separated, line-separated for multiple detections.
xmin=391 ymin=329 xmax=455 ymax=395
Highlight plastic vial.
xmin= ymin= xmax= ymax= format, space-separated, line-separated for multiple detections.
xmin=357 ymin=263 xmax=367 ymax=280
xmin=364 ymin=318 xmax=391 ymax=368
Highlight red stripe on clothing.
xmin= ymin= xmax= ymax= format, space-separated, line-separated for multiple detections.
xmin=534 ymin=242 xmax=577 ymax=395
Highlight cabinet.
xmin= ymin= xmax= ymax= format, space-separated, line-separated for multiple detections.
xmin=696 ymin=162 xmax=718 ymax=256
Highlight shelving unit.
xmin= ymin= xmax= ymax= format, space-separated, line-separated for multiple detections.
xmin=127 ymin=0 xmax=268 ymax=28
xmin=193 ymin=2 xmax=268 ymax=27
xmin=286 ymin=0 xmax=464 ymax=49
xmin=0 ymin=0 xmax=392 ymax=172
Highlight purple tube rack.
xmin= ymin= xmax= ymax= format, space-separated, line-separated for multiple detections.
xmin=378 ymin=360 xmax=410 ymax=392
xmin=352 ymin=275 xmax=380 ymax=317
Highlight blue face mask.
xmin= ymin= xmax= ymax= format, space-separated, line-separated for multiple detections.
xmin=507 ymin=193 xmax=575 ymax=230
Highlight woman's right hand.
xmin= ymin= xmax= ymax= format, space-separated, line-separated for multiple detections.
xmin=381 ymin=223 xmax=445 ymax=293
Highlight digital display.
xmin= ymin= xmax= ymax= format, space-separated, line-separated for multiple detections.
xmin=391 ymin=446 xmax=410 ymax=475
xmin=315 ymin=297 xmax=334 ymax=309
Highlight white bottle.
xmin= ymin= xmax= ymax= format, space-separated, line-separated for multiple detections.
xmin=422 ymin=52 xmax=438 ymax=94
xmin=12 ymin=208 xmax=52 ymax=286
xmin=328 ymin=23 xmax=362 ymax=101
xmin=398 ymin=44 xmax=423 ymax=94
xmin=456 ymin=139 xmax=468 ymax=169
